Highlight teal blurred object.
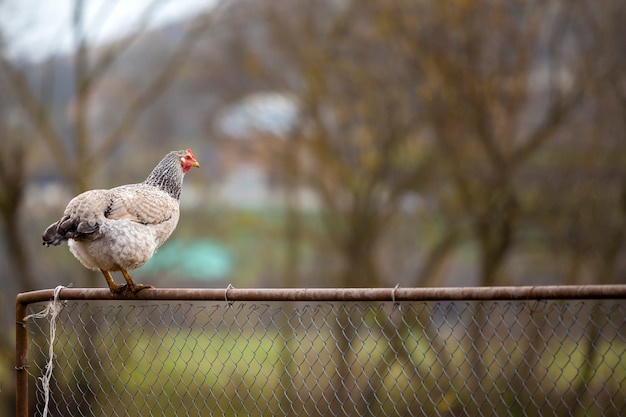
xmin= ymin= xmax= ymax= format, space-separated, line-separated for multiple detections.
xmin=138 ymin=239 xmax=233 ymax=281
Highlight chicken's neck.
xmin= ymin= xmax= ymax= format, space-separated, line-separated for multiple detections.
xmin=143 ymin=157 xmax=184 ymax=200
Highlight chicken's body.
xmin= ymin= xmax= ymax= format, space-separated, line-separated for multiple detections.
xmin=42 ymin=149 xmax=199 ymax=293
xmin=64 ymin=184 xmax=180 ymax=271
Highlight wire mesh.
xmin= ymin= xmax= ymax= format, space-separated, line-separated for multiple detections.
xmin=23 ymin=299 xmax=626 ymax=417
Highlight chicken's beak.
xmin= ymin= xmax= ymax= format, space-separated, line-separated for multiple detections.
xmin=192 ymin=160 xmax=200 ymax=168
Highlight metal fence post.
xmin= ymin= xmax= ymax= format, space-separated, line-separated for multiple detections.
xmin=15 ymin=300 xmax=28 ymax=417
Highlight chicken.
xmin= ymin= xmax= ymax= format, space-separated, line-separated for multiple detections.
xmin=42 ymin=149 xmax=199 ymax=293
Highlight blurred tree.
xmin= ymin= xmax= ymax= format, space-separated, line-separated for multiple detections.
xmin=0 ymin=73 xmax=36 ymax=417
xmin=408 ymin=2 xmax=623 ymax=413
xmin=237 ymin=0 xmax=625 ymax=413
xmin=525 ymin=0 xmax=626 ymax=287
xmin=0 ymin=110 xmax=35 ymax=292
xmin=247 ymin=1 xmax=436 ymax=412
xmin=0 ymin=1 xmax=220 ymax=414
xmin=405 ymin=0 xmax=592 ymax=286
xmin=523 ymin=5 xmax=626 ymax=414
xmin=1 ymin=0 xmax=217 ymax=193
xmin=259 ymin=0 xmax=431 ymax=288
xmin=404 ymin=2 xmax=600 ymax=413
xmin=0 ymin=0 xmax=223 ymax=290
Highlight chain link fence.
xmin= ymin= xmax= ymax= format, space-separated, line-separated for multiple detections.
xmin=16 ymin=287 xmax=626 ymax=417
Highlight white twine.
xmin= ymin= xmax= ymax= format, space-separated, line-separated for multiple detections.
xmin=391 ymin=283 xmax=402 ymax=312
xmin=24 ymin=285 xmax=66 ymax=417
xmin=224 ymin=283 xmax=235 ymax=307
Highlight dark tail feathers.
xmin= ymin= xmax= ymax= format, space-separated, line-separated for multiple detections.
xmin=42 ymin=215 xmax=100 ymax=246
xmin=42 ymin=221 xmax=68 ymax=246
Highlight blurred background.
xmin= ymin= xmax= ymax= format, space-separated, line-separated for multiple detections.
xmin=1 ymin=0 xmax=625 ymax=413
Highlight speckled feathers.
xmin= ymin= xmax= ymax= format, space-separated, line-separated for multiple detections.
xmin=42 ymin=149 xmax=198 ymax=277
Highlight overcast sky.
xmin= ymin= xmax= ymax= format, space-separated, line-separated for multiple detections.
xmin=0 ymin=0 xmax=215 ymax=61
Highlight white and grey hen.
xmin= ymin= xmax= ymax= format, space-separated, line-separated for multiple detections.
xmin=42 ymin=149 xmax=199 ymax=293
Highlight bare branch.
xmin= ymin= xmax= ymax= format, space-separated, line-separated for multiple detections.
xmin=72 ymin=0 xmax=90 ymax=172
xmin=87 ymin=0 xmax=166 ymax=87
xmin=90 ymin=10 xmax=218 ymax=163
xmin=0 ymin=55 xmax=72 ymax=178
xmin=415 ymin=227 xmax=460 ymax=287
xmin=513 ymin=80 xmax=587 ymax=167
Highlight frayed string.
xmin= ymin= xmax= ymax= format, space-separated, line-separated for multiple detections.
xmin=224 ymin=283 xmax=235 ymax=308
xmin=391 ymin=284 xmax=401 ymax=312
xmin=24 ymin=285 xmax=66 ymax=417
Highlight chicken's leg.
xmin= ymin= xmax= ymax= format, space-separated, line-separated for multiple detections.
xmin=100 ymin=269 xmax=126 ymax=293
xmin=120 ymin=269 xmax=154 ymax=293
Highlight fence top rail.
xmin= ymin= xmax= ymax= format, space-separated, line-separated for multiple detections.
xmin=15 ymin=284 xmax=626 ymax=306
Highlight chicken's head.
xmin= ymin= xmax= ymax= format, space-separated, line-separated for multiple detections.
xmin=180 ymin=149 xmax=200 ymax=173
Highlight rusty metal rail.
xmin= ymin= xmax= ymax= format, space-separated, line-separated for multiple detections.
xmin=15 ymin=284 xmax=626 ymax=305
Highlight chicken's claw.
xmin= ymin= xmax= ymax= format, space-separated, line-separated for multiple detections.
xmin=127 ymin=283 xmax=155 ymax=293
xmin=111 ymin=284 xmax=129 ymax=294
xmin=100 ymin=269 xmax=154 ymax=294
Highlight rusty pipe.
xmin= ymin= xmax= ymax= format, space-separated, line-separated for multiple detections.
xmin=16 ymin=284 xmax=626 ymax=305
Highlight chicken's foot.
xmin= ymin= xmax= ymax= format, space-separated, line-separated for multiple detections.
xmin=121 ymin=269 xmax=154 ymax=293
